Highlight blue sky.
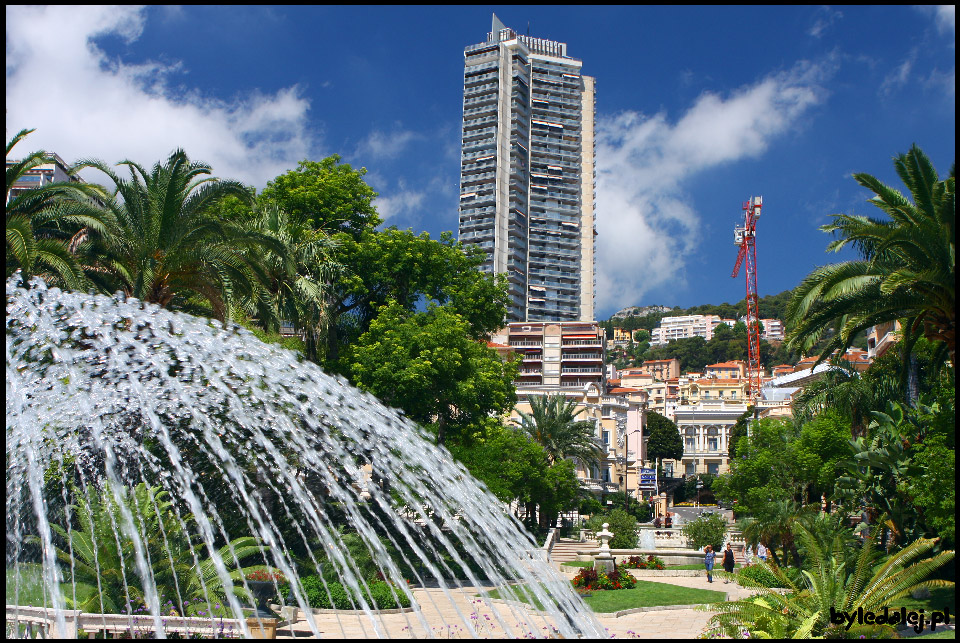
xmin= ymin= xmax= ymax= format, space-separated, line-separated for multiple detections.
xmin=6 ymin=6 xmax=955 ymax=319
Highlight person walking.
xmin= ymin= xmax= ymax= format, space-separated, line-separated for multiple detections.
xmin=722 ymin=542 xmax=735 ymax=583
xmin=704 ymin=545 xmax=716 ymax=583
xmin=757 ymin=541 xmax=768 ymax=563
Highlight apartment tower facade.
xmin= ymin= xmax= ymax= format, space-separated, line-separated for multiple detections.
xmin=459 ymin=15 xmax=596 ymax=322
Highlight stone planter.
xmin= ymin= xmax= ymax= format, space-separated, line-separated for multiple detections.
xmin=245 ymin=616 xmax=278 ymax=639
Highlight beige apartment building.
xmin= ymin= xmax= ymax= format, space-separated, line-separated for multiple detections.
xmin=492 ymin=321 xmax=648 ymax=502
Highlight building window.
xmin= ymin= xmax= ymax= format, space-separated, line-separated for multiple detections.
xmin=685 ymin=462 xmax=696 ymax=475
xmin=602 ymin=430 xmax=609 ymax=445
xmin=707 ymin=463 xmax=719 ymax=475
xmin=707 ymin=438 xmax=718 ymax=451
xmin=685 ymin=437 xmax=695 ymax=451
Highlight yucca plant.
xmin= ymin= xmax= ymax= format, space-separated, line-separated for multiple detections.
xmin=701 ymin=520 xmax=954 ymax=638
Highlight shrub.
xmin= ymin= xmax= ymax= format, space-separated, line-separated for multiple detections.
xmin=682 ymin=512 xmax=727 ymax=551
xmin=737 ymin=563 xmax=786 ymax=589
xmin=604 ymin=509 xmax=638 ymax=549
xmin=295 ymin=575 xmax=411 ymax=610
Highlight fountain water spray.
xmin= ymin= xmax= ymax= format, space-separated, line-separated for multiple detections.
xmin=6 ymin=276 xmax=604 ymax=638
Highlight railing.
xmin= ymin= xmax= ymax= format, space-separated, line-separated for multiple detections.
xmin=5 ymin=605 xmax=256 ymax=639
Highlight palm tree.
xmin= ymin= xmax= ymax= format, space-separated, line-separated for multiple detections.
xmin=514 ymin=394 xmax=604 ymax=471
xmin=74 ymin=149 xmax=280 ymax=322
xmin=704 ymin=521 xmax=954 ymax=638
xmin=6 ymin=128 xmax=112 ymax=288
xmin=785 ymin=145 xmax=955 ymax=372
xmin=790 ymin=358 xmax=897 ymax=437
xmin=740 ymin=499 xmax=809 ymax=568
xmin=239 ymin=200 xmax=342 ymax=362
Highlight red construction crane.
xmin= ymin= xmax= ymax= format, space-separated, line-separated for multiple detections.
xmin=731 ymin=196 xmax=763 ymax=401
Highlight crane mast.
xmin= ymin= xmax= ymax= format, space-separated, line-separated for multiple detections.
xmin=731 ymin=196 xmax=763 ymax=402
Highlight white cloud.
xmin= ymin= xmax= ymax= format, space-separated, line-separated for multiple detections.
xmin=930 ymin=5 xmax=955 ymax=35
xmin=808 ymin=6 xmax=843 ymax=38
xmin=355 ymin=128 xmax=420 ymax=161
xmin=5 ymin=5 xmax=314 ymax=189
xmin=594 ymin=61 xmax=829 ymax=315
xmin=880 ymin=49 xmax=918 ymax=95
xmin=373 ymin=180 xmax=426 ymax=222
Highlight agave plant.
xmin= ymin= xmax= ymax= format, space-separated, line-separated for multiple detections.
xmin=702 ymin=521 xmax=954 ymax=638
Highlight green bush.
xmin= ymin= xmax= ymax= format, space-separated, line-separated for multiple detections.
xmin=682 ymin=512 xmax=727 ymax=551
xmin=736 ymin=563 xmax=786 ymax=588
xmin=296 ymin=575 xmax=410 ymax=610
xmin=583 ymin=509 xmax=638 ymax=549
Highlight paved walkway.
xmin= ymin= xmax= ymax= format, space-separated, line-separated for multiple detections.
xmin=273 ymin=568 xmax=756 ymax=639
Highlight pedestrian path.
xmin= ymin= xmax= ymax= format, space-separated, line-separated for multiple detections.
xmin=272 ymin=569 xmax=758 ymax=639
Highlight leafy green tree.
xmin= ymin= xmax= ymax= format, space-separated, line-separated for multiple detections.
xmin=644 ymin=411 xmax=682 ymax=477
xmin=705 ymin=522 xmax=955 ymax=639
xmin=714 ymin=417 xmax=803 ymax=518
xmin=793 ymin=409 xmax=854 ymax=502
xmin=785 ymin=145 xmax=955 ymax=370
xmin=346 ymin=301 xmax=517 ymax=446
xmin=6 ymin=128 xmax=111 ymax=288
xmin=259 ymin=155 xmax=381 ymax=240
xmin=451 ymin=422 xmax=580 ymax=530
xmin=682 ymin=512 xmax=727 ymax=552
xmin=726 ymin=407 xmax=753 ymax=460
xmin=75 ymin=149 xmax=277 ymax=322
xmin=514 ymin=394 xmax=604 ymax=470
xmin=326 ymin=228 xmax=509 ymax=363
xmin=740 ymin=499 xmax=808 ymax=567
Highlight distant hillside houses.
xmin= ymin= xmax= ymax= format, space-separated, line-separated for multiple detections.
xmin=646 ymin=314 xmax=785 ymax=346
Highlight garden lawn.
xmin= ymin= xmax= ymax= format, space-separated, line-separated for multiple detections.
xmin=581 ymin=580 xmax=726 ymax=612
xmin=560 ymin=561 xmax=594 ymax=568
xmin=484 ymin=580 xmax=725 ymax=613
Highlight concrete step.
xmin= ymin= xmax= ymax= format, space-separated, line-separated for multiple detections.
xmin=548 ymin=538 xmax=599 ymax=563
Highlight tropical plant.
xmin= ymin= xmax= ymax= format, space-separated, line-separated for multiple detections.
xmin=6 ymin=128 xmax=112 ymax=288
xmin=514 ymin=394 xmax=604 ymax=470
xmin=739 ymin=500 xmax=810 ymax=568
xmin=790 ymin=359 xmax=897 ymax=437
xmin=835 ymin=398 xmax=947 ymax=549
xmin=643 ymin=411 xmax=683 ymax=477
xmin=703 ymin=521 xmax=955 ymax=638
xmin=74 ymin=149 xmax=279 ymax=322
xmin=42 ymin=483 xmax=264 ymax=615
xmin=237 ymin=199 xmax=342 ymax=362
xmin=785 ymin=145 xmax=955 ymax=374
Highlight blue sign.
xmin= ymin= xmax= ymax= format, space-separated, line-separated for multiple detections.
xmin=638 ymin=468 xmax=656 ymax=488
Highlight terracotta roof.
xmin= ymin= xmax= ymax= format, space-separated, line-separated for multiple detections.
xmin=608 ymin=378 xmax=622 ymax=385
xmin=609 ymin=387 xmax=641 ymax=394
xmin=486 ymin=341 xmax=511 ymax=348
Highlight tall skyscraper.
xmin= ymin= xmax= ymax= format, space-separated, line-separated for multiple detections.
xmin=458 ymin=15 xmax=596 ymax=323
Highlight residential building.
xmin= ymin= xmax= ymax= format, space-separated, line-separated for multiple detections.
xmin=704 ymin=361 xmax=747 ymax=379
xmin=680 ymin=377 xmax=748 ymax=405
xmin=650 ymin=315 xmax=737 ymax=346
xmin=458 ymin=14 xmax=596 ymax=322
xmin=491 ymin=321 xmax=604 ymax=389
xmin=866 ymin=321 xmax=901 ymax=359
xmin=633 ymin=358 xmax=681 ymax=381
xmin=760 ymin=318 xmax=785 ymax=342
xmin=493 ymin=320 xmax=651 ymax=502
xmin=6 ymin=152 xmax=79 ymax=204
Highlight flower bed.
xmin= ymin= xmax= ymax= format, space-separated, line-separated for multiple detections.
xmin=571 ymin=565 xmax=637 ymax=591
xmin=621 ymin=555 xmax=666 ymax=570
